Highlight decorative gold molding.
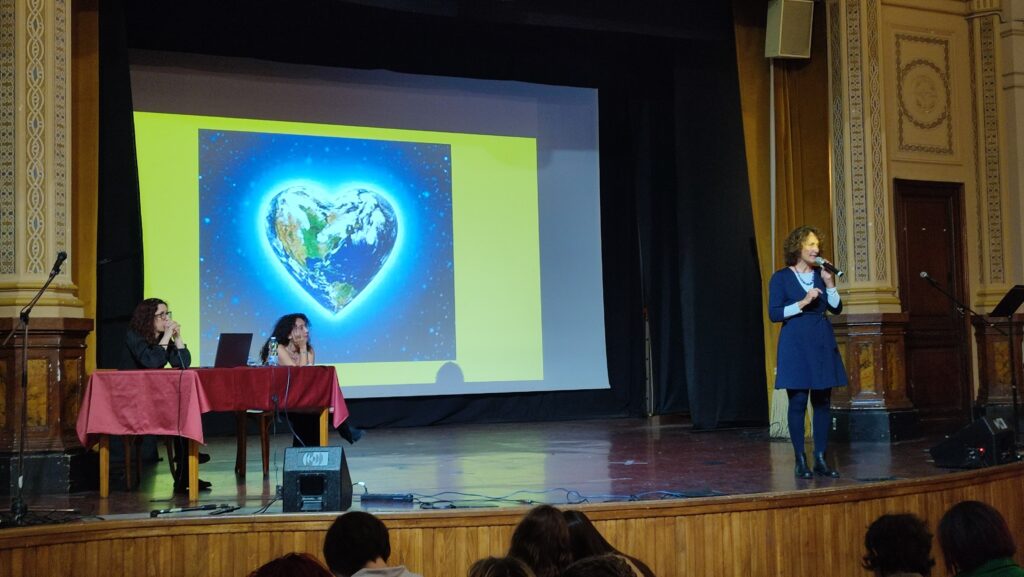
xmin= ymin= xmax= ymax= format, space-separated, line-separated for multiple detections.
xmin=0 ymin=0 xmax=14 ymax=275
xmin=25 ymin=0 xmax=46 ymax=275
xmin=978 ymin=16 xmax=1005 ymax=284
xmin=829 ymin=0 xmax=850 ymax=280
xmin=848 ymin=0 xmax=871 ymax=281
xmin=867 ymin=0 xmax=888 ymax=281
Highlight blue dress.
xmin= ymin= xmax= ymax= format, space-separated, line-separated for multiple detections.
xmin=768 ymin=267 xmax=848 ymax=390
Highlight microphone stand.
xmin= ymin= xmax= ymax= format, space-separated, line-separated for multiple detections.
xmin=0 ymin=254 xmax=67 ymax=526
xmin=921 ymin=275 xmax=1022 ymax=446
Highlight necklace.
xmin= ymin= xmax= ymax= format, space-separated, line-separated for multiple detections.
xmin=791 ymin=267 xmax=815 ymax=288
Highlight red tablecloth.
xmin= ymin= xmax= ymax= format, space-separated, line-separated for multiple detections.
xmin=75 ymin=366 xmax=349 ymax=447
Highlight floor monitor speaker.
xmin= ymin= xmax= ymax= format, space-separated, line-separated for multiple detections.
xmin=282 ymin=446 xmax=352 ymax=512
xmin=929 ymin=416 xmax=1017 ymax=469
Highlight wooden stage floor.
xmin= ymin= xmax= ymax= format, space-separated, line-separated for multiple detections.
xmin=1 ymin=415 xmax=970 ymax=521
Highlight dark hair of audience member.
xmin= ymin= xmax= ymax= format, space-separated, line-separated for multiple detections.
xmin=323 ymin=511 xmax=392 ymax=577
xmin=563 ymin=510 xmax=657 ymax=577
xmin=247 ymin=553 xmax=333 ymax=577
xmin=508 ymin=504 xmax=573 ymax=577
xmin=861 ymin=513 xmax=935 ymax=576
xmin=563 ymin=554 xmax=638 ymax=577
xmin=938 ymin=501 xmax=1018 ymax=575
xmin=468 ymin=556 xmax=537 ymax=577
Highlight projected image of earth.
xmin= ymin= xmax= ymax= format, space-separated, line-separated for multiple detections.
xmin=266 ymin=185 xmax=398 ymax=313
xmin=199 ymin=130 xmax=455 ymax=365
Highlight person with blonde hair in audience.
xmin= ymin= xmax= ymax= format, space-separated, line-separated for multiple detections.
xmin=938 ymin=501 xmax=1024 ymax=577
xmin=468 ymin=556 xmax=536 ymax=577
xmin=861 ymin=513 xmax=935 ymax=577
xmin=508 ymin=505 xmax=573 ymax=577
xmin=563 ymin=510 xmax=656 ymax=577
xmin=248 ymin=552 xmax=334 ymax=577
xmin=323 ymin=511 xmax=423 ymax=577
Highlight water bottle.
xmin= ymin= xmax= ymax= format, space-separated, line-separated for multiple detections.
xmin=267 ymin=336 xmax=279 ymax=366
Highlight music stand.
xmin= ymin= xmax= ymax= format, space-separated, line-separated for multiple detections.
xmin=990 ymin=285 xmax=1024 ymax=443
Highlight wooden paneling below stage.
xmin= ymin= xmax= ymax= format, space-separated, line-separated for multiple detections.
xmin=1 ymin=463 xmax=1022 ymax=577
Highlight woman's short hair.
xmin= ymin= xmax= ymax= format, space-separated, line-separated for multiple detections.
xmin=862 ymin=513 xmax=935 ymax=576
xmin=323 ymin=512 xmax=391 ymax=577
xmin=508 ymin=505 xmax=572 ymax=577
xmin=468 ymin=556 xmax=537 ymax=577
xmin=782 ymin=225 xmax=823 ymax=267
xmin=938 ymin=501 xmax=1017 ymax=574
xmin=128 ymin=298 xmax=167 ymax=345
xmin=247 ymin=553 xmax=332 ymax=577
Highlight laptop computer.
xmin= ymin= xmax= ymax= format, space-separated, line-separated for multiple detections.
xmin=213 ymin=333 xmax=254 ymax=368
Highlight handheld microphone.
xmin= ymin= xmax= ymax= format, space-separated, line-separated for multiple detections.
xmin=920 ymin=271 xmax=937 ymax=284
xmin=50 ymin=251 xmax=67 ymax=276
xmin=814 ymin=256 xmax=844 ymax=278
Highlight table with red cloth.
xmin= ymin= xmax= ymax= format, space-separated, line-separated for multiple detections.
xmin=76 ymin=365 xmax=349 ymax=501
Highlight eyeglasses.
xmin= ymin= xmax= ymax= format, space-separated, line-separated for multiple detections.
xmin=154 ymin=311 xmax=172 ymax=319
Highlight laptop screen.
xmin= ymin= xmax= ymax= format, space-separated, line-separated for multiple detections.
xmin=213 ymin=333 xmax=254 ymax=368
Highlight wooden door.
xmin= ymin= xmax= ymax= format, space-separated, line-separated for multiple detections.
xmin=894 ymin=180 xmax=971 ymax=430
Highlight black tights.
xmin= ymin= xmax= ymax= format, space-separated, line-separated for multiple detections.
xmin=786 ymin=389 xmax=831 ymax=455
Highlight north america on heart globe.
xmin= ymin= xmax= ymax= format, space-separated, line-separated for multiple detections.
xmin=265 ymin=185 xmax=399 ymax=313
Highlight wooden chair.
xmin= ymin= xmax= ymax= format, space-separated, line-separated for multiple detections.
xmin=122 ymin=436 xmax=177 ymax=490
xmin=234 ymin=410 xmax=272 ymax=478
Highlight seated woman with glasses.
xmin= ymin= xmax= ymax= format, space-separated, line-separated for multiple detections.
xmin=260 ymin=313 xmax=363 ymax=445
xmin=120 ymin=298 xmax=190 ymax=370
xmin=120 ymin=297 xmax=209 ymax=494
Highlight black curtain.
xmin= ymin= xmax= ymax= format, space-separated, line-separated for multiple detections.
xmin=96 ymin=0 xmax=144 ymax=370
xmin=97 ymin=0 xmax=767 ymax=429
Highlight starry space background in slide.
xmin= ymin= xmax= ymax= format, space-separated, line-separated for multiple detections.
xmin=198 ymin=129 xmax=455 ymax=365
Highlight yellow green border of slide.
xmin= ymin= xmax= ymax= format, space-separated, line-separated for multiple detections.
xmin=135 ymin=112 xmax=543 ymax=388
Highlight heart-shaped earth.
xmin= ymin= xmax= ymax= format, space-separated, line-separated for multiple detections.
xmin=265 ymin=185 xmax=398 ymax=313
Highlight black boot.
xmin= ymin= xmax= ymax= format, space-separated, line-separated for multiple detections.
xmin=813 ymin=452 xmax=840 ymax=478
xmin=338 ymin=421 xmax=364 ymax=445
xmin=794 ymin=453 xmax=813 ymax=479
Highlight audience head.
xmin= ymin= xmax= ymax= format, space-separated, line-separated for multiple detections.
xmin=938 ymin=500 xmax=1017 ymax=575
xmin=261 ymin=313 xmax=311 ymax=362
xmin=468 ymin=556 xmax=537 ymax=577
xmin=508 ymin=504 xmax=572 ymax=577
xmin=861 ymin=513 xmax=935 ymax=576
xmin=563 ymin=509 xmax=616 ymax=561
xmin=563 ymin=554 xmax=638 ymax=577
xmin=248 ymin=553 xmax=333 ymax=577
xmin=323 ymin=511 xmax=392 ymax=577
xmin=129 ymin=297 xmax=169 ymax=343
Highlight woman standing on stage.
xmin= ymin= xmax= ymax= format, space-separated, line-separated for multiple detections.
xmin=260 ymin=313 xmax=363 ymax=445
xmin=768 ymin=226 xmax=847 ymax=479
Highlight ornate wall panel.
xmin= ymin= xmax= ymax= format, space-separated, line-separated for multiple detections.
xmin=894 ymin=33 xmax=954 ymax=156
